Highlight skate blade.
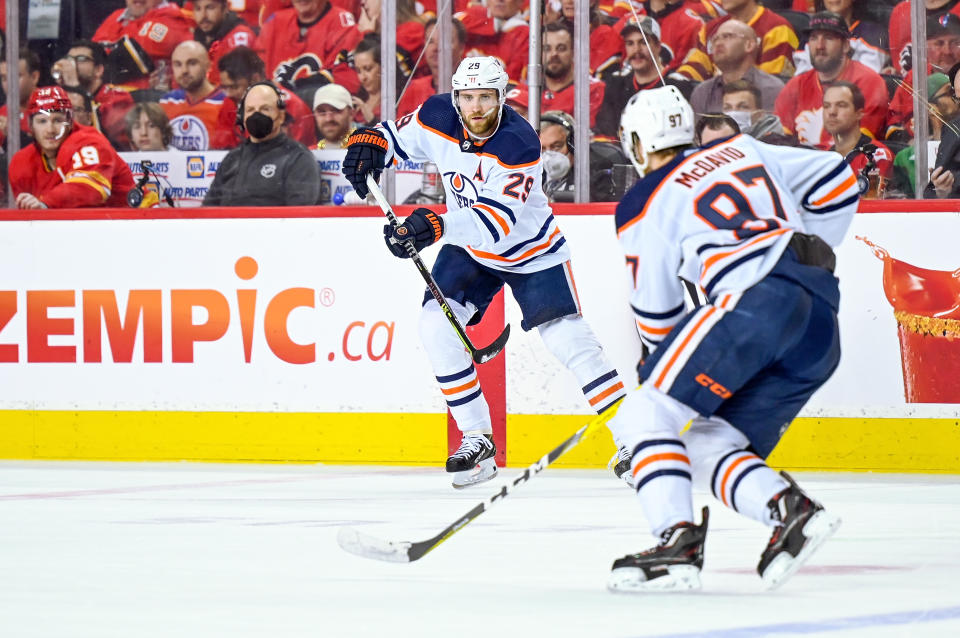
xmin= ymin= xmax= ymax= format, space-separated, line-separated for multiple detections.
xmin=762 ymin=511 xmax=842 ymax=590
xmin=607 ymin=565 xmax=701 ymax=593
xmin=451 ymin=458 xmax=498 ymax=489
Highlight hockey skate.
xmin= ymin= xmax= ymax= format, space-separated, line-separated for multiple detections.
xmin=446 ymin=433 xmax=497 ymax=489
xmin=758 ymin=472 xmax=841 ymax=590
xmin=608 ymin=445 xmax=634 ymax=487
xmin=608 ymin=507 xmax=709 ymax=593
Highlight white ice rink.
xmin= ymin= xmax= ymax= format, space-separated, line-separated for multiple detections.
xmin=2 ymin=461 xmax=958 ymax=638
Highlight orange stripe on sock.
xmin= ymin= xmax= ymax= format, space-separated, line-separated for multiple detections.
xmin=588 ymin=381 xmax=624 ymax=406
xmin=441 ymin=378 xmax=479 ymax=396
xmin=632 ymin=452 xmax=691 ymax=477
xmin=719 ymin=454 xmax=759 ymax=507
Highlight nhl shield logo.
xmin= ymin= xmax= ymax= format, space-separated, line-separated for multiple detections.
xmin=461 ymin=140 xmax=470 ymax=150
xmin=261 ymin=164 xmax=277 ymax=178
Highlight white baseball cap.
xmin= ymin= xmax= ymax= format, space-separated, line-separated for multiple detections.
xmin=313 ymin=84 xmax=352 ymax=111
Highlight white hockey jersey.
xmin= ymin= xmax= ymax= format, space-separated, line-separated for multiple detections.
xmin=616 ymin=134 xmax=859 ymax=351
xmin=379 ymin=95 xmax=570 ymax=274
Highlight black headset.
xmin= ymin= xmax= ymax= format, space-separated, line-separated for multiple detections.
xmin=235 ymin=80 xmax=286 ymax=131
xmin=539 ymin=111 xmax=576 ymax=155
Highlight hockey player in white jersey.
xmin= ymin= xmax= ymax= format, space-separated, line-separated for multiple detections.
xmin=606 ymin=86 xmax=857 ymax=592
xmin=341 ymin=57 xmax=629 ymax=489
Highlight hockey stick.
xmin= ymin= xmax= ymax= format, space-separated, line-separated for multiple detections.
xmin=337 ymin=398 xmax=623 ymax=563
xmin=366 ymin=173 xmax=510 ymax=364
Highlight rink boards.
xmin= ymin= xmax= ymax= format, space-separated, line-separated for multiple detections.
xmin=0 ymin=203 xmax=958 ymax=472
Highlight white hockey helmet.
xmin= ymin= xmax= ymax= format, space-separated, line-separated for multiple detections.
xmin=619 ymin=85 xmax=694 ymax=176
xmin=451 ymin=56 xmax=509 ymax=133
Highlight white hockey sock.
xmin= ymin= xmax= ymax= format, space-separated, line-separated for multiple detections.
xmin=710 ymin=450 xmax=789 ymax=526
xmin=631 ymin=438 xmax=694 ymax=538
xmin=537 ymin=316 xmax=626 ymax=414
xmin=435 ymin=363 xmax=491 ymax=433
xmin=420 ymin=299 xmax=492 ymax=433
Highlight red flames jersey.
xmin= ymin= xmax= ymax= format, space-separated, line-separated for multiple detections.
xmin=889 ymin=1 xmax=960 ymax=75
xmin=9 ymin=124 xmax=134 ymax=208
xmin=455 ymin=5 xmax=530 ymax=82
xmin=206 ymin=23 xmax=257 ymax=83
xmin=256 ymin=5 xmax=363 ymax=94
xmin=677 ymin=6 xmax=798 ymax=81
xmin=92 ymin=1 xmax=196 ymax=65
xmin=504 ymin=78 xmax=606 ymax=129
xmin=835 ymin=135 xmax=893 ymax=181
xmin=774 ymin=61 xmax=888 ymax=150
xmin=612 ymin=3 xmax=704 ymax=73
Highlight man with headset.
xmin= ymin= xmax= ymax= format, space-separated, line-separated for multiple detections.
xmin=203 ymin=81 xmax=320 ymax=206
xmin=538 ymin=110 xmax=619 ymax=202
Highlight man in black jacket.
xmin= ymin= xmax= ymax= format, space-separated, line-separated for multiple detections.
xmin=204 ymin=81 xmax=320 ymax=206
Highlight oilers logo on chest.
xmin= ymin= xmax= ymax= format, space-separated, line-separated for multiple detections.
xmin=444 ymin=171 xmax=481 ymax=208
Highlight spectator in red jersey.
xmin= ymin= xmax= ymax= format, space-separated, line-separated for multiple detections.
xmin=51 ymin=40 xmax=136 ymax=149
xmin=677 ymin=0 xmax=798 ymax=81
xmin=125 ymin=102 xmax=175 ymax=151
xmin=792 ymin=0 xmax=889 ymax=75
xmin=610 ymin=1 xmax=704 ymax=75
xmin=823 ymin=81 xmax=893 ymax=199
xmin=689 ymin=20 xmax=783 ymax=118
xmin=9 ymin=86 xmax=135 ymax=209
xmin=539 ymin=21 xmax=605 ymax=128
xmin=0 ymin=48 xmax=41 ymax=147
xmin=92 ymin=1 xmax=196 ymax=71
xmin=213 ymin=45 xmax=315 ymax=148
xmin=356 ymin=0 xmax=426 ymax=77
xmin=550 ymin=0 xmax=624 ymax=80
xmin=886 ymin=14 xmax=960 ymax=142
xmin=456 ymin=0 xmax=530 ymax=82
xmin=255 ymin=0 xmax=363 ymax=105
xmin=774 ymin=12 xmax=887 ymax=149
xmin=193 ymin=0 xmax=257 ymax=83
xmin=312 ymin=83 xmax=356 ymax=148
xmin=396 ymin=16 xmax=467 ymax=117
xmin=889 ymin=0 xmax=960 ymax=76
xmin=595 ymin=16 xmax=694 ymax=138
xmin=160 ymin=41 xmax=227 ymax=150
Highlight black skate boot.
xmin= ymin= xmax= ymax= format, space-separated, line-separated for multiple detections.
xmin=608 ymin=506 xmax=709 ymax=592
xmin=757 ymin=472 xmax=841 ymax=590
xmin=611 ymin=445 xmax=633 ymax=487
xmin=446 ymin=433 xmax=497 ymax=489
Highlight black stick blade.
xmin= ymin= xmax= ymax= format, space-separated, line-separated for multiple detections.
xmin=472 ymin=324 xmax=511 ymax=364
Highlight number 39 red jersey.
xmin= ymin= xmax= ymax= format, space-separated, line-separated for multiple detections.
xmin=9 ymin=124 xmax=135 ymax=208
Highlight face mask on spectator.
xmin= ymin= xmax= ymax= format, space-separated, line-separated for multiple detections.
xmin=723 ymin=110 xmax=753 ymax=132
xmin=246 ymin=112 xmax=275 ymax=139
xmin=542 ymin=149 xmax=571 ymax=181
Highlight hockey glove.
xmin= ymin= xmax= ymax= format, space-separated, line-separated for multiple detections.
xmin=383 ymin=208 xmax=444 ymax=258
xmin=342 ymin=127 xmax=389 ymax=199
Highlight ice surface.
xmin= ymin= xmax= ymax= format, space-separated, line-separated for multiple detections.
xmin=1 ymin=462 xmax=957 ymax=637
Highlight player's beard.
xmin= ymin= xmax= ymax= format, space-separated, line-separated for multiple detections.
xmin=464 ymin=108 xmax=499 ymax=138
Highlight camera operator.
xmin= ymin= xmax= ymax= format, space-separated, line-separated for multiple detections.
xmin=203 ymin=82 xmax=320 ymax=207
xmin=823 ymin=81 xmax=891 ymax=199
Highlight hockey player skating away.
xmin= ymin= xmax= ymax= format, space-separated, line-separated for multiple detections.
xmin=607 ymin=86 xmax=856 ymax=592
xmin=342 ymin=56 xmax=629 ymax=489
